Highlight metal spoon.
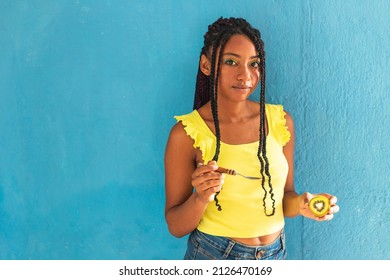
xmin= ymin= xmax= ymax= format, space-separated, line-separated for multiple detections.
xmin=216 ymin=167 xmax=262 ymax=180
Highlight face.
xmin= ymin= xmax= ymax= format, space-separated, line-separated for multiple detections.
xmin=214 ymin=34 xmax=260 ymax=103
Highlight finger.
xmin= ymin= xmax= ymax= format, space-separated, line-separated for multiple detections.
xmin=198 ymin=160 xmax=218 ymax=168
xmin=200 ymin=177 xmax=224 ymax=190
xmin=320 ymin=193 xmax=337 ymax=206
xmin=314 ymin=215 xmax=327 ymax=222
xmin=207 ymin=185 xmax=223 ymax=194
xmin=192 ymin=170 xmax=224 ymax=185
xmin=315 ymin=216 xmax=324 ymax=222
xmin=323 ymin=214 xmax=334 ymax=221
xmin=329 ymin=205 xmax=340 ymax=214
xmin=202 ymin=161 xmax=219 ymax=171
xmin=197 ymin=182 xmax=223 ymax=200
xmin=301 ymin=192 xmax=312 ymax=206
xmin=203 ymin=185 xmax=223 ymax=201
xmin=195 ymin=184 xmax=222 ymax=203
xmin=192 ymin=164 xmax=219 ymax=179
xmin=193 ymin=176 xmax=224 ymax=192
xmin=320 ymin=193 xmax=336 ymax=202
xmin=330 ymin=196 xmax=338 ymax=205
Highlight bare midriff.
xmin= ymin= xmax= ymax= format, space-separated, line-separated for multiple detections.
xmin=230 ymin=229 xmax=282 ymax=246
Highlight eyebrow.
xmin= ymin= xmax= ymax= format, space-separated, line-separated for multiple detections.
xmin=223 ymin=52 xmax=259 ymax=59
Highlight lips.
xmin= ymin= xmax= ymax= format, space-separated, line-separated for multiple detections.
xmin=232 ymin=85 xmax=251 ymax=90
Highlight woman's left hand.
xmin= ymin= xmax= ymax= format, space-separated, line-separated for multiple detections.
xmin=298 ymin=192 xmax=339 ymax=221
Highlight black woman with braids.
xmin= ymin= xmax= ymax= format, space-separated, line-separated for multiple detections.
xmin=164 ymin=17 xmax=339 ymax=260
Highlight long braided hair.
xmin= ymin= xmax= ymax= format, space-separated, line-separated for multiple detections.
xmin=193 ymin=17 xmax=276 ymax=216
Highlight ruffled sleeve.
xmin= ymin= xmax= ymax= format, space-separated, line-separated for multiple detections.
xmin=266 ymin=104 xmax=291 ymax=146
xmin=174 ymin=110 xmax=216 ymax=162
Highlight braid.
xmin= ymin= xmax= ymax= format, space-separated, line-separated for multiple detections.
xmin=193 ymin=17 xmax=276 ymax=215
xmin=248 ymin=29 xmax=276 ymax=216
xmin=257 ymin=47 xmax=276 ymax=216
xmin=193 ymin=54 xmax=209 ymax=109
xmin=210 ymin=33 xmax=230 ymax=210
xmin=210 ymin=32 xmax=230 ymax=162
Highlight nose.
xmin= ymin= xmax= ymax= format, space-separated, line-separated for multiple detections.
xmin=237 ymin=65 xmax=251 ymax=82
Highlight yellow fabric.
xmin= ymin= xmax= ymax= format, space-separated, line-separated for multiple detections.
xmin=174 ymin=104 xmax=291 ymax=238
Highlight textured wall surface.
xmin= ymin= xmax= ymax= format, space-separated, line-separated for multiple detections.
xmin=0 ymin=0 xmax=389 ymax=260
xmin=295 ymin=1 xmax=390 ymax=260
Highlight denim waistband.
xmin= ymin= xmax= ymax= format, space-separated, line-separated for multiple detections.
xmin=192 ymin=228 xmax=286 ymax=260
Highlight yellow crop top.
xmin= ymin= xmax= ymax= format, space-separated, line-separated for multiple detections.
xmin=174 ymin=104 xmax=291 ymax=238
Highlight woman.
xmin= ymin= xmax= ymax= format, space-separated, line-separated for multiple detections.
xmin=164 ymin=17 xmax=339 ymax=260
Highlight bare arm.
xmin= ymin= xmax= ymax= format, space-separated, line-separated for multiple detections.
xmin=282 ymin=111 xmax=339 ymax=220
xmin=282 ymin=111 xmax=301 ymax=217
xmin=164 ymin=122 xmax=224 ymax=237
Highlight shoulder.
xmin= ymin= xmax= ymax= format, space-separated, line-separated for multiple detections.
xmin=283 ymin=110 xmax=294 ymax=130
xmin=166 ymin=119 xmax=196 ymax=159
xmin=168 ymin=121 xmax=188 ymax=142
xmin=168 ymin=114 xmax=191 ymax=143
xmin=165 ymin=113 xmax=200 ymax=163
xmin=266 ymin=103 xmax=294 ymax=145
xmin=168 ymin=110 xmax=200 ymax=147
xmin=266 ymin=104 xmax=294 ymax=125
xmin=282 ymin=109 xmax=294 ymax=145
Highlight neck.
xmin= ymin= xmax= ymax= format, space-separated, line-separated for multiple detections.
xmin=217 ymin=99 xmax=255 ymax=123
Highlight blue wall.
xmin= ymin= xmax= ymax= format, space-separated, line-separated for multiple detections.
xmin=0 ymin=0 xmax=389 ymax=260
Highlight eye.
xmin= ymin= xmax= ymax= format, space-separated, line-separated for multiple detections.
xmin=223 ymin=59 xmax=237 ymax=66
xmin=250 ymin=61 xmax=260 ymax=68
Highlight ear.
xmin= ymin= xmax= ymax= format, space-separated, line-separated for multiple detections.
xmin=199 ymin=54 xmax=211 ymax=76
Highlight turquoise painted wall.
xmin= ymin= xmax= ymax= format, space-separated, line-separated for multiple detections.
xmin=0 ymin=0 xmax=389 ymax=260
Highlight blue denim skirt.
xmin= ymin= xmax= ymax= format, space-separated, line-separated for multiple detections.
xmin=184 ymin=229 xmax=286 ymax=260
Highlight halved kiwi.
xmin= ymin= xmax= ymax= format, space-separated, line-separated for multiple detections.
xmin=309 ymin=195 xmax=330 ymax=217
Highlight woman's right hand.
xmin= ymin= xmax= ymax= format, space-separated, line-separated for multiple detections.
xmin=191 ymin=161 xmax=225 ymax=204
